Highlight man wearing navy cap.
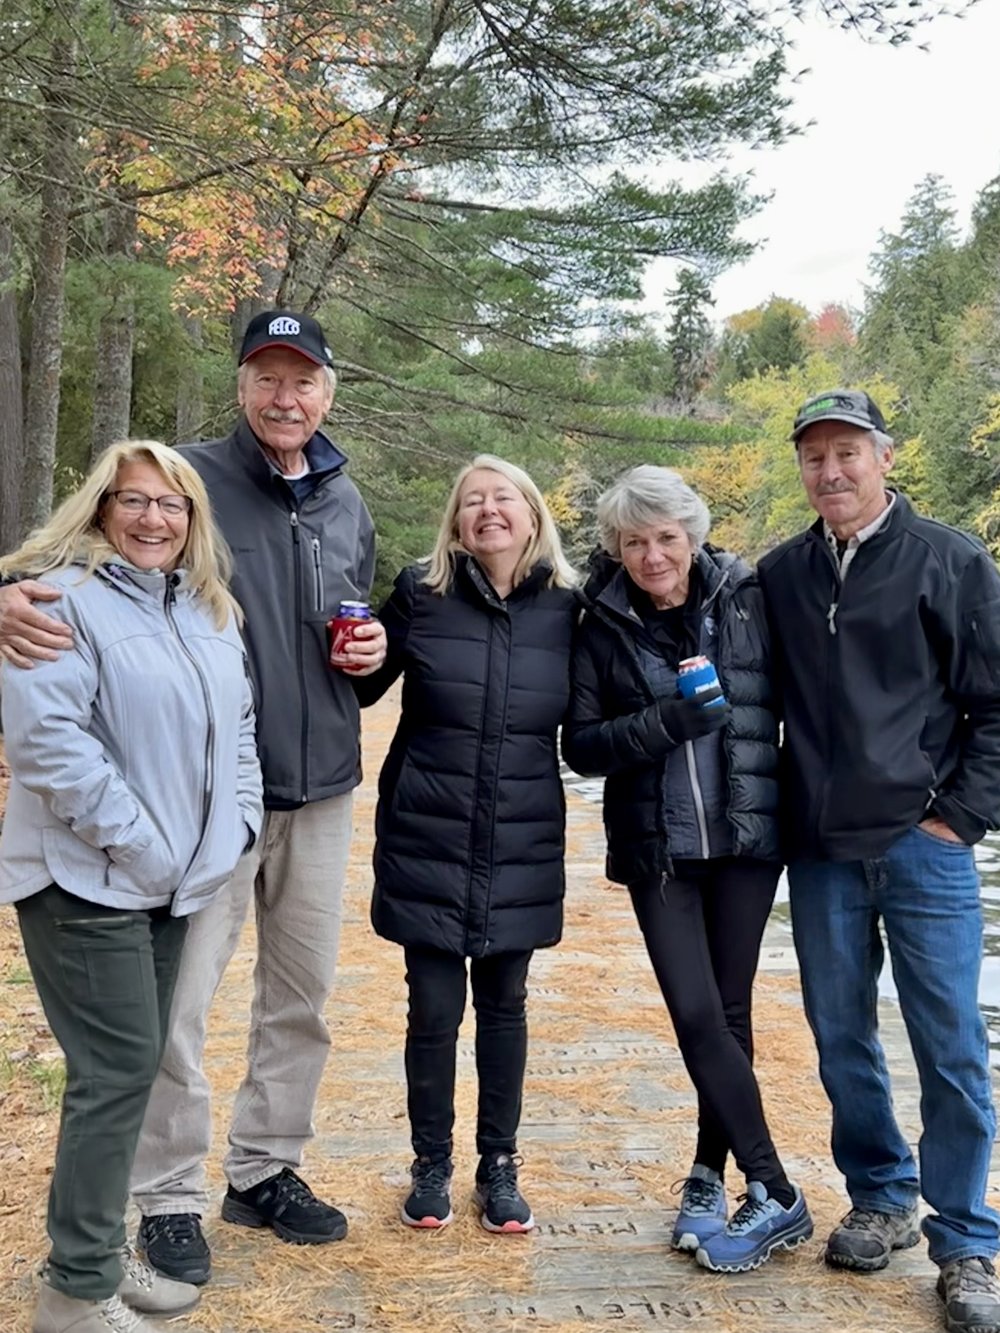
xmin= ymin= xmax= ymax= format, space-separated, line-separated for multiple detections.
xmin=0 ymin=310 xmax=387 ymax=1283
xmin=759 ymin=389 xmax=1000 ymax=1333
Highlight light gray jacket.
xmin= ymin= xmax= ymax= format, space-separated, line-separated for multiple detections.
xmin=0 ymin=562 xmax=263 ymax=916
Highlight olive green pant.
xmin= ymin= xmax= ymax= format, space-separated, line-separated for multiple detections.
xmin=17 ymin=884 xmax=188 ymax=1299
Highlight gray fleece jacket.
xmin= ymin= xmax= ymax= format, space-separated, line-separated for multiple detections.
xmin=0 ymin=562 xmax=263 ymax=916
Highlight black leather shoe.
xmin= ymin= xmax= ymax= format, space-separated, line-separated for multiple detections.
xmin=138 ymin=1213 xmax=211 ymax=1286
xmin=220 ymin=1168 xmax=348 ymax=1244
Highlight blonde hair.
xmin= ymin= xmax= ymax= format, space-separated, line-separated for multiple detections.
xmin=0 ymin=440 xmax=240 ymax=629
xmin=423 ymin=454 xmax=577 ymax=595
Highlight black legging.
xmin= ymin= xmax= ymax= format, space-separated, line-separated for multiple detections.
xmin=630 ymin=857 xmax=788 ymax=1187
xmin=403 ymin=945 xmax=533 ymax=1161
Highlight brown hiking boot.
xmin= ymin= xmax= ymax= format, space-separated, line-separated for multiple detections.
xmin=825 ymin=1204 xmax=921 ymax=1272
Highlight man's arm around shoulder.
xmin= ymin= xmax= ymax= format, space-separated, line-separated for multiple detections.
xmin=0 ymin=580 xmax=74 ymax=668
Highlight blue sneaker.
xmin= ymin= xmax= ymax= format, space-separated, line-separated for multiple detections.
xmin=696 ymin=1181 xmax=813 ymax=1272
xmin=670 ymin=1164 xmax=727 ymax=1252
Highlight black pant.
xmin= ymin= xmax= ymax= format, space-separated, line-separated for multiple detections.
xmin=404 ymin=945 xmax=533 ymax=1161
xmin=17 ymin=884 xmax=188 ymax=1299
xmin=630 ymin=857 xmax=783 ymax=1184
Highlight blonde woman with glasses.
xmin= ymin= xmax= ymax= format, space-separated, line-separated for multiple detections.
xmin=0 ymin=441 xmax=262 ymax=1333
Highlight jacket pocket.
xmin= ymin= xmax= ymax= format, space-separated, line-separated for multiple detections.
xmin=965 ymin=598 xmax=1000 ymax=691
xmin=108 ymin=827 xmax=177 ymax=895
xmin=42 ymin=827 xmax=112 ymax=901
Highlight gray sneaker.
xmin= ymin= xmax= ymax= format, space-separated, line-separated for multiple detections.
xmin=825 ymin=1205 xmax=921 ymax=1272
xmin=118 ymin=1247 xmax=200 ymax=1315
xmin=937 ymin=1257 xmax=1000 ymax=1333
xmin=32 ymin=1284 xmax=200 ymax=1332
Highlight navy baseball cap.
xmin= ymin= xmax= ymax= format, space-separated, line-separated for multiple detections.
xmin=239 ymin=310 xmax=333 ymax=367
xmin=791 ymin=389 xmax=888 ymax=443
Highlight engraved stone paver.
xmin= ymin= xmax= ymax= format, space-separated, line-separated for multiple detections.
xmin=2 ymin=690 xmax=998 ymax=1333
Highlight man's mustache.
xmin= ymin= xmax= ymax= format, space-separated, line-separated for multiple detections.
xmin=817 ymin=483 xmax=854 ymax=496
xmin=261 ymin=410 xmax=306 ymax=424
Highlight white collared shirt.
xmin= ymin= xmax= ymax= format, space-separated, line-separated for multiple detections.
xmin=824 ymin=491 xmax=896 ymax=582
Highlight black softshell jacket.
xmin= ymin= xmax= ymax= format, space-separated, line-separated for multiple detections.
xmin=354 ymin=556 xmax=576 ymax=956
xmin=758 ymin=492 xmax=1000 ymax=859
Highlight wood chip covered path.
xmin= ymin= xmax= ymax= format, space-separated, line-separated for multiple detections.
xmin=1 ymin=690 xmax=997 ymax=1333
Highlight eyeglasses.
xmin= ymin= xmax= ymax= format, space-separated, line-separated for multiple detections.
xmin=108 ymin=491 xmax=192 ymax=518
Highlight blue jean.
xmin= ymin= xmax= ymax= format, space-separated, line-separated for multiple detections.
xmin=789 ymin=825 xmax=999 ymax=1266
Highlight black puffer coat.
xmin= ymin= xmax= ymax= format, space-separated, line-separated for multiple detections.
xmin=354 ymin=555 xmax=576 ymax=956
xmin=562 ymin=547 xmax=779 ymax=886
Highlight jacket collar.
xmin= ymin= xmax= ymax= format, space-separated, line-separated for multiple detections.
xmin=455 ymin=552 xmax=551 ymax=605
xmin=583 ymin=543 xmax=746 ymax=623
xmin=233 ymin=417 xmax=348 ymax=490
xmin=806 ymin=488 xmax=911 ymax=550
xmin=93 ymin=561 xmax=187 ymax=601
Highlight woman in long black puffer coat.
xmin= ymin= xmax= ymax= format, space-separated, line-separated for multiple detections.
xmin=353 ymin=453 xmax=577 ymax=1236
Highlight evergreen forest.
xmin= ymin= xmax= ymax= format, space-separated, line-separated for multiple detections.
xmin=3 ymin=0 xmax=998 ymax=598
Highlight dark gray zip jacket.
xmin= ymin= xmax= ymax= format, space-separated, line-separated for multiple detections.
xmin=180 ymin=420 xmax=375 ymax=808
xmin=562 ymin=547 xmax=780 ymax=886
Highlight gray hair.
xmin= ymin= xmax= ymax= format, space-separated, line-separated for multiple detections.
xmin=870 ymin=429 xmax=894 ymax=459
xmin=597 ymin=465 xmax=710 ymax=557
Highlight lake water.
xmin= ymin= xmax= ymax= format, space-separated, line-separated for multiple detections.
xmin=563 ymin=770 xmax=1000 ymax=1062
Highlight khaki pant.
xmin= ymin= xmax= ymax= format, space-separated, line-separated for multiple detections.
xmin=130 ymin=793 xmax=353 ymax=1215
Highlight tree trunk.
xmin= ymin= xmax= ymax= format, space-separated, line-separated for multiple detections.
xmin=175 ymin=312 xmax=204 ymax=442
xmin=231 ymin=293 xmax=273 ymax=356
xmin=90 ymin=186 xmax=136 ymax=461
xmin=20 ymin=35 xmax=74 ymax=534
xmin=0 ymin=224 xmax=24 ymax=552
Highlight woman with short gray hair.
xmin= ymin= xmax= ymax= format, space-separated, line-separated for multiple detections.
xmin=563 ymin=464 xmax=811 ymax=1273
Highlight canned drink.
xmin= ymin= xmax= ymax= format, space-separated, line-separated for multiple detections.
xmin=677 ymin=655 xmax=726 ymax=708
xmin=327 ymin=601 xmax=372 ymax=671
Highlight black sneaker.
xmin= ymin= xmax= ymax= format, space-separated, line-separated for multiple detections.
xmin=401 ymin=1156 xmax=454 ymax=1229
xmin=220 ymin=1168 xmax=348 ymax=1244
xmin=473 ymin=1153 xmax=534 ymax=1234
xmin=137 ymin=1213 xmax=211 ymax=1286
xmin=825 ymin=1205 xmax=921 ymax=1272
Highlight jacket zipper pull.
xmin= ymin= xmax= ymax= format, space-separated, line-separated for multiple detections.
xmin=827 ymin=600 xmax=838 ymax=635
xmin=289 ymin=510 xmax=300 ymax=540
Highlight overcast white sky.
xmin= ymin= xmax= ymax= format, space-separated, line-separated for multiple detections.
xmin=643 ymin=1 xmax=1000 ymax=325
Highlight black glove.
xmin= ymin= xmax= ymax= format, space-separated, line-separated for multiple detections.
xmin=658 ymin=689 xmax=730 ymax=744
